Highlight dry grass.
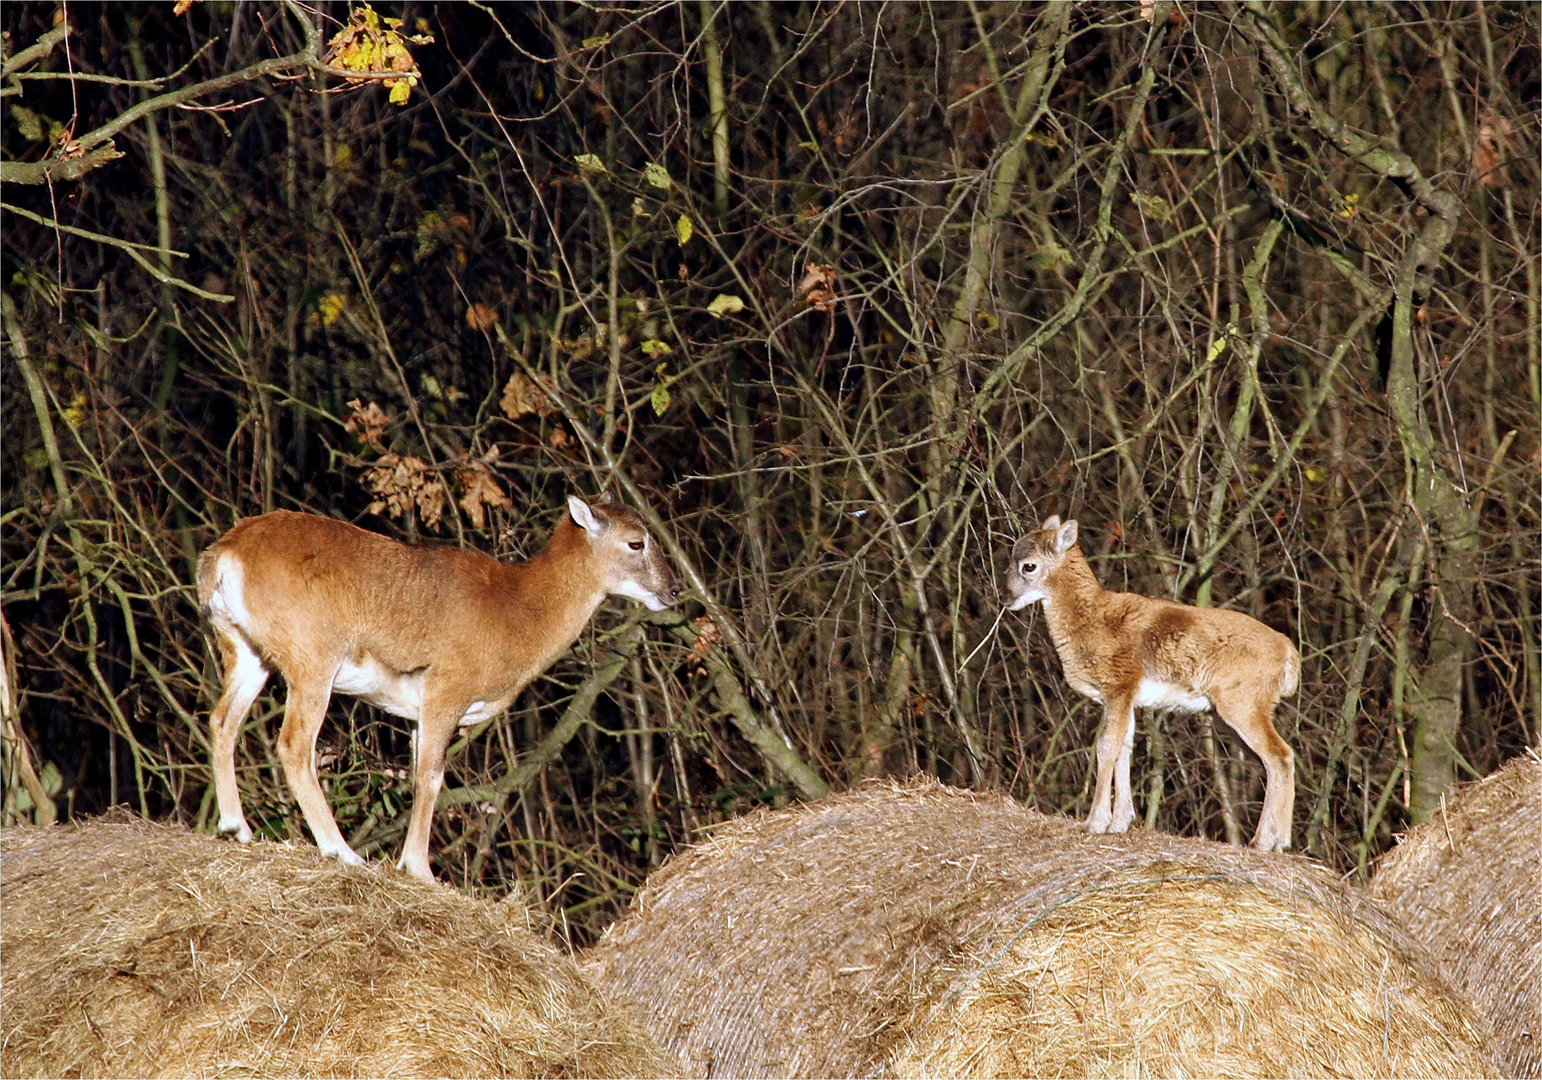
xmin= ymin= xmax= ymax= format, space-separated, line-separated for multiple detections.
xmin=587 ymin=777 xmax=1499 ymax=1079
xmin=1369 ymin=751 xmax=1542 ymax=1079
xmin=0 ymin=815 xmax=679 ymax=1079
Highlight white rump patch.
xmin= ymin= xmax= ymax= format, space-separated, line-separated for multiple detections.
xmin=205 ymin=553 xmax=255 ymax=636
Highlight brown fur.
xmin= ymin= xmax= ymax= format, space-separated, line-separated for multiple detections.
xmin=196 ymin=497 xmax=678 ymax=880
xmin=1006 ymin=515 xmax=1298 ymax=850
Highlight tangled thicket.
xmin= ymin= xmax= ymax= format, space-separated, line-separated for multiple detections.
xmin=2 ymin=2 xmax=1537 ymax=940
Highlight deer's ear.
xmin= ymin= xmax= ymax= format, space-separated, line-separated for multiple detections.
xmin=1056 ymin=519 xmax=1079 ymax=553
xmin=1041 ymin=514 xmax=1061 ymax=532
xmin=594 ymin=487 xmax=617 ymax=507
xmin=568 ymin=495 xmax=605 ymax=538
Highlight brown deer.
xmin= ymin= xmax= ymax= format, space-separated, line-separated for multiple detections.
xmin=197 ymin=495 xmax=679 ymax=881
xmin=1005 ymin=516 xmax=1298 ymax=851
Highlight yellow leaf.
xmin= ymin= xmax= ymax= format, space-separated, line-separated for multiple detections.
xmin=706 ymin=294 xmax=745 ymax=318
xmin=1205 ymin=335 xmax=1228 ymax=364
xmin=1304 ymin=466 xmax=1324 ymax=482
xmin=61 ymin=392 xmax=87 ymax=429
xmin=641 ymin=339 xmax=673 ymax=358
xmin=582 ymin=34 xmax=611 ymax=49
xmin=389 ymin=79 xmax=411 ymax=106
xmin=575 ymin=153 xmax=606 ymax=174
xmin=318 ymin=293 xmax=346 ymax=327
xmin=651 ymin=382 xmax=671 ymax=416
xmin=645 ymin=162 xmax=671 ymax=191
xmin=632 ymin=197 xmax=647 ymax=217
xmin=676 ymin=215 xmax=694 ymax=246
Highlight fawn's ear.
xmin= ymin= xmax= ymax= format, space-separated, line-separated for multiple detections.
xmin=1041 ymin=514 xmax=1061 ymax=532
xmin=1055 ymin=519 xmax=1079 ymax=553
xmin=567 ymin=495 xmax=605 ymax=538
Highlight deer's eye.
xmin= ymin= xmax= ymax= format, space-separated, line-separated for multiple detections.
xmin=1021 ymin=562 xmax=1037 ymax=575
xmin=628 ymin=540 xmax=646 ymax=552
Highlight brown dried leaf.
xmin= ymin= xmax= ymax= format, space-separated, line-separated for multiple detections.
xmin=500 ymin=371 xmax=555 ymax=421
xmin=466 ymin=303 xmax=499 ymax=332
xmin=363 ymin=452 xmax=448 ymax=531
xmin=1474 ymin=111 xmax=1513 ymax=189
xmin=416 ymin=478 xmax=447 ymax=531
xmin=687 ymin=616 xmax=723 ymax=666
xmin=344 ymin=399 xmax=390 ymax=449
xmin=455 ymin=459 xmax=513 ymax=530
xmin=797 ymin=263 xmax=838 ymax=311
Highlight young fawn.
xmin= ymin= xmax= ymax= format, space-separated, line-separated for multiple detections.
xmin=1005 ymin=516 xmax=1298 ymax=851
xmin=198 ymin=495 xmax=679 ymax=881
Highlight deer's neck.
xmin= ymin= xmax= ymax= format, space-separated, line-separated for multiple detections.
xmin=1040 ymin=548 xmax=1106 ymax=657
xmin=496 ymin=521 xmax=606 ymax=668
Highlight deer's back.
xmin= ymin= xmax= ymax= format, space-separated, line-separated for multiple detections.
xmin=200 ymin=511 xmax=525 ymax=673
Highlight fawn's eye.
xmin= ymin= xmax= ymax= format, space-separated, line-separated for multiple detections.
xmin=628 ymin=540 xmax=646 ymax=551
xmin=1021 ymin=561 xmax=1037 ymax=575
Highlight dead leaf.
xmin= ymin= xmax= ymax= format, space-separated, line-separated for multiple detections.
xmin=798 ymin=263 xmax=837 ymax=311
xmin=344 ymin=399 xmax=390 ymax=449
xmin=466 ymin=303 xmax=499 ymax=332
xmin=364 ymin=452 xmax=449 ymax=530
xmin=500 ymin=371 xmax=556 ymax=421
xmin=687 ymin=616 xmax=723 ymax=670
xmin=1474 ymin=111 xmax=1513 ymax=189
xmin=455 ymin=459 xmax=512 ymax=529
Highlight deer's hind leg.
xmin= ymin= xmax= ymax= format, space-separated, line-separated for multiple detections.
xmin=1213 ymin=688 xmax=1295 ymax=851
xmin=274 ymin=665 xmax=364 ymax=866
xmin=208 ymin=625 xmax=269 ymax=842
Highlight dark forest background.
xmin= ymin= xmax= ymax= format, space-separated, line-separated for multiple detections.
xmin=2 ymin=1 xmax=1537 ymax=944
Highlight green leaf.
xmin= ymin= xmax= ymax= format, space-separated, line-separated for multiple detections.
xmin=575 ymin=153 xmax=607 ymax=174
xmin=651 ymin=381 xmax=672 ymax=416
xmin=644 ymin=162 xmax=672 ymax=191
xmin=631 ymin=197 xmax=647 ymax=218
xmin=1130 ymin=191 xmax=1173 ymax=223
xmin=581 ymin=33 xmax=611 ymax=49
xmin=641 ymin=339 xmax=673 ymax=358
xmin=706 ymin=294 xmax=745 ymax=318
xmin=676 ymin=214 xmax=693 ymax=246
xmin=11 ymin=105 xmax=43 ymax=142
xmin=1205 ymin=335 xmax=1228 ymax=364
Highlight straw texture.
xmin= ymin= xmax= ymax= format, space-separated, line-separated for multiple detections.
xmin=0 ymin=816 xmax=679 ymax=1079
xmin=1369 ymin=752 xmax=1541 ymax=1079
xmin=588 ymin=778 xmax=1498 ymax=1079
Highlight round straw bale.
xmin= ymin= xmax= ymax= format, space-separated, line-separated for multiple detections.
xmin=587 ymin=777 xmax=1498 ymax=1079
xmin=1368 ymin=751 xmax=1542 ymax=1079
xmin=0 ymin=816 xmax=680 ymax=1079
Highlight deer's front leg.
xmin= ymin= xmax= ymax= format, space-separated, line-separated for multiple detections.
xmin=1086 ymin=692 xmax=1136 ymax=834
xmin=398 ymin=699 xmax=464 ymax=883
